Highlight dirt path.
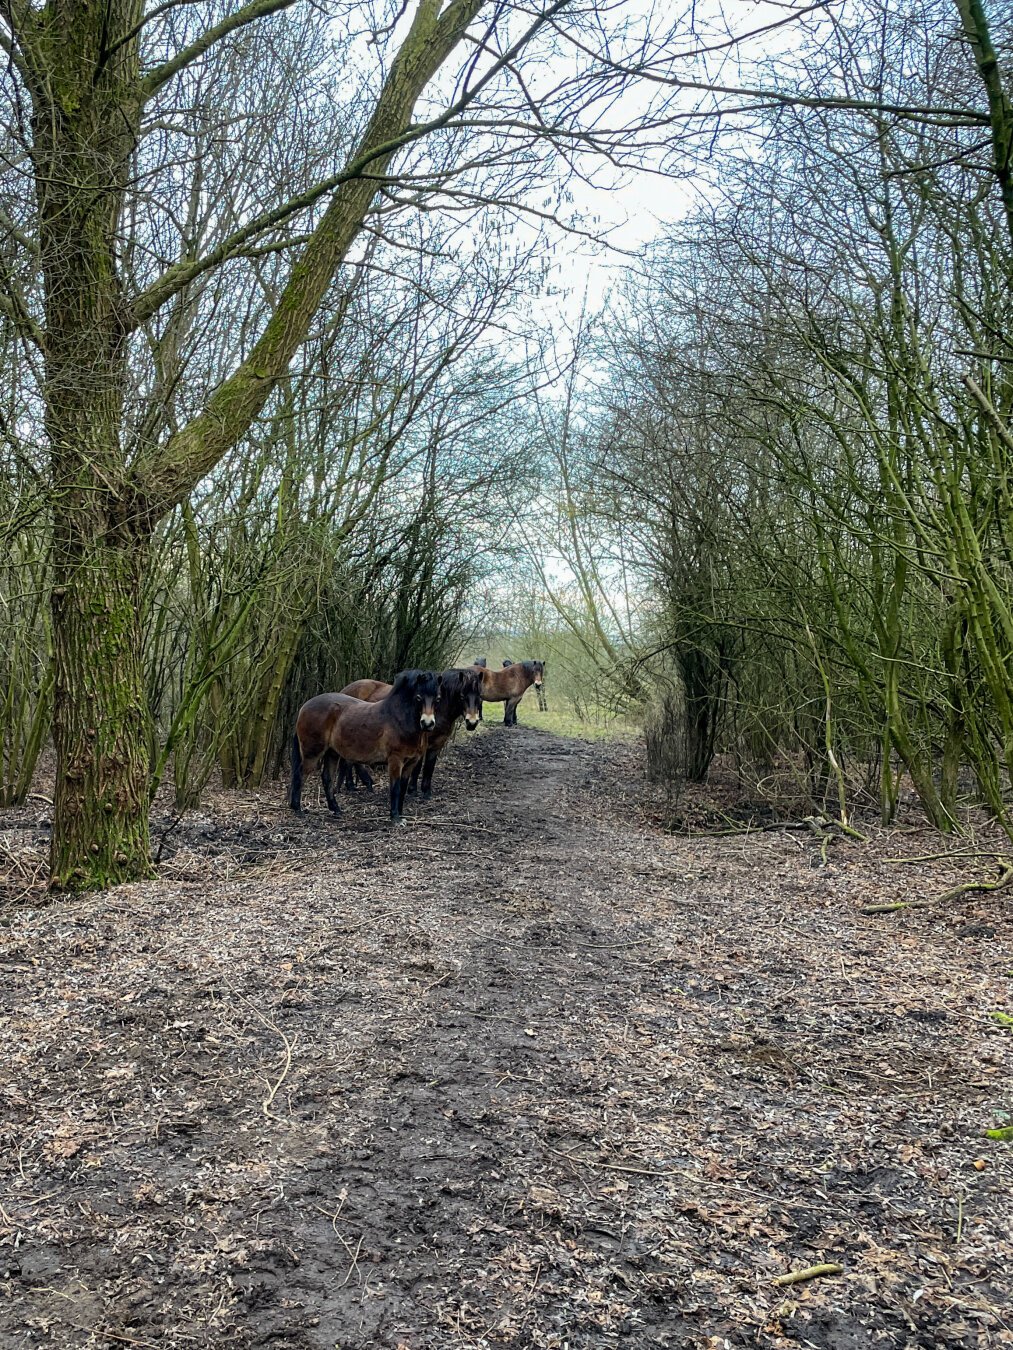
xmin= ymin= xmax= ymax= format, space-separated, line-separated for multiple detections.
xmin=2 ymin=727 xmax=1012 ymax=1348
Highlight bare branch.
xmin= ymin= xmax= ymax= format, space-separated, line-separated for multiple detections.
xmin=139 ymin=0 xmax=300 ymax=101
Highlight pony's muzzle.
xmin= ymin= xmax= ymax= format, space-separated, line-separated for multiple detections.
xmin=420 ymin=714 xmax=436 ymax=730
xmin=465 ymin=715 xmax=479 ymax=731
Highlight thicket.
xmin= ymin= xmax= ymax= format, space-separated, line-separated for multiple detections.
xmin=536 ymin=1 xmax=1013 ymax=830
xmin=0 ymin=223 xmax=528 ymax=813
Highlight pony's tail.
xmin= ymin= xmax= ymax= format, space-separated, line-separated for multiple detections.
xmin=289 ymin=732 xmax=303 ymax=811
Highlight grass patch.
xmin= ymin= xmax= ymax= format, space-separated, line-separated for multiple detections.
xmin=483 ymin=701 xmax=637 ymax=741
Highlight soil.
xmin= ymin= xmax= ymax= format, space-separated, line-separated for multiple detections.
xmin=2 ymin=726 xmax=1012 ymax=1349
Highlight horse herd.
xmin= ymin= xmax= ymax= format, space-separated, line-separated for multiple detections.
xmin=289 ymin=658 xmax=547 ymax=821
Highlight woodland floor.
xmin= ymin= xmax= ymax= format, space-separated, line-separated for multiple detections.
xmin=2 ymin=722 xmax=1013 ymax=1349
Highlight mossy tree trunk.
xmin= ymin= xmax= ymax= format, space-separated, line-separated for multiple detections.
xmin=29 ymin=0 xmax=151 ymax=886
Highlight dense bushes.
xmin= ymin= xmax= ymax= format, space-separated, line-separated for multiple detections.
xmin=536 ymin=1 xmax=1013 ymax=830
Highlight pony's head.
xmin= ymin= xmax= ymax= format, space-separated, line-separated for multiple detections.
xmin=441 ymin=668 xmax=483 ymax=732
xmin=392 ymin=669 xmax=442 ymax=730
xmin=460 ymin=668 xmax=483 ymax=731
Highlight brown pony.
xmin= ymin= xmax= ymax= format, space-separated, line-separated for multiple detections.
xmin=470 ymin=659 xmax=545 ymax=726
xmin=336 ymin=667 xmax=483 ymax=797
xmin=289 ymin=669 xmax=441 ymax=821
xmin=503 ymin=657 xmax=547 ymax=711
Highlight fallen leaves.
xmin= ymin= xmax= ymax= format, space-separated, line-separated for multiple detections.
xmin=1 ymin=732 xmax=1012 ymax=1349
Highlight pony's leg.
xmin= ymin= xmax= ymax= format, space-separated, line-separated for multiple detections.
xmin=420 ymin=746 xmax=439 ymax=798
xmin=337 ymin=756 xmax=355 ymax=791
xmin=407 ymin=755 xmax=422 ymax=794
xmin=321 ymin=751 xmax=342 ymax=815
xmin=292 ymin=750 xmax=322 ymax=812
xmin=355 ymin=763 xmax=374 ymax=791
xmin=388 ymin=756 xmax=405 ymax=821
xmin=505 ymin=696 xmax=521 ymax=726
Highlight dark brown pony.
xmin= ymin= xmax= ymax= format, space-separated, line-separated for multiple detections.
xmin=289 ymin=669 xmax=441 ymax=821
xmin=503 ymin=658 xmax=547 ymax=711
xmin=470 ymin=659 xmax=545 ymax=726
xmin=337 ymin=667 xmax=482 ymax=797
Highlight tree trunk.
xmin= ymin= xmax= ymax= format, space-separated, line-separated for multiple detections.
xmin=245 ymin=623 xmax=303 ymax=787
xmin=954 ymin=0 xmax=1013 ymax=251
xmin=42 ymin=206 xmax=153 ymax=887
xmin=49 ymin=530 xmax=152 ymax=889
xmin=28 ymin=0 xmax=147 ymax=886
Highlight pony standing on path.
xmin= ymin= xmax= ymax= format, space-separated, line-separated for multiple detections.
xmin=470 ymin=659 xmax=545 ymax=726
xmin=337 ymin=667 xmax=483 ymax=797
xmin=289 ymin=670 xmax=441 ymax=822
xmin=503 ymin=658 xmax=548 ymax=712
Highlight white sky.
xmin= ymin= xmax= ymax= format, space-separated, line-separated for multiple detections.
xmin=487 ymin=0 xmax=815 ymax=337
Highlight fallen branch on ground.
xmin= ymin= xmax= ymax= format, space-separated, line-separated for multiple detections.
xmin=861 ymin=862 xmax=1013 ymax=915
xmin=935 ymin=863 xmax=1013 ymax=904
xmin=773 ymin=1263 xmax=843 ymax=1287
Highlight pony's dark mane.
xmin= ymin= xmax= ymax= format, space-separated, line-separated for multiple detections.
xmin=439 ymin=669 xmax=464 ymax=705
xmin=389 ymin=669 xmax=424 ymax=695
xmin=439 ymin=667 xmax=478 ymax=706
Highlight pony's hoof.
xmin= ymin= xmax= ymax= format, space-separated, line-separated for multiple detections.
xmin=389 ymin=814 xmax=406 ymax=827
xmin=421 ymin=789 xmax=433 ymax=801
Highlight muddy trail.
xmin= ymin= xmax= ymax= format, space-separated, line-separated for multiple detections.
xmin=2 ymin=726 xmax=1012 ymax=1349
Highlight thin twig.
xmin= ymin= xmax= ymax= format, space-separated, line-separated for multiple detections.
xmin=257 ymin=1014 xmax=295 ymax=1120
xmin=884 ymin=847 xmax=1006 ymax=865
